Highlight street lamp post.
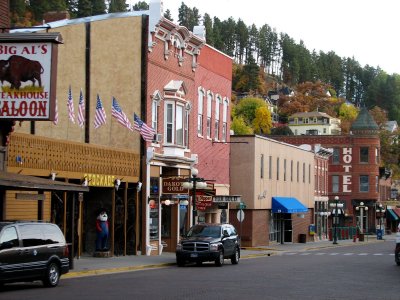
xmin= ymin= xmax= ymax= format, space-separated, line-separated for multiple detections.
xmin=355 ymin=202 xmax=369 ymax=234
xmin=329 ymin=196 xmax=344 ymax=245
xmin=182 ymin=168 xmax=207 ymax=226
xmin=376 ymin=204 xmax=385 ymax=240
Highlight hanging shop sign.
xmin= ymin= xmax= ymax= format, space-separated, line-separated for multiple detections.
xmin=162 ymin=177 xmax=188 ymax=194
xmin=197 ymin=195 xmax=213 ymax=211
xmin=213 ymin=195 xmax=242 ymax=203
xmin=0 ymin=33 xmax=63 ymax=121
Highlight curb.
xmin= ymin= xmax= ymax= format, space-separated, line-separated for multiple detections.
xmin=62 ymin=262 xmax=175 ymax=279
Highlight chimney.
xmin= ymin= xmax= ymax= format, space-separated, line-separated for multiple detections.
xmin=43 ymin=11 xmax=70 ymax=23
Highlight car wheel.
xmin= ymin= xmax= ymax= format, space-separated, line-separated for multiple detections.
xmin=231 ymin=247 xmax=240 ymax=265
xmin=43 ymin=262 xmax=60 ymax=287
xmin=215 ymin=250 xmax=224 ymax=267
xmin=196 ymin=261 xmax=202 ymax=266
xmin=177 ymin=258 xmax=185 ymax=267
xmin=396 ymin=261 xmax=400 ymax=266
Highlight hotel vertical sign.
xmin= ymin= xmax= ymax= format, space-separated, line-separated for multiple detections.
xmin=0 ymin=33 xmax=62 ymax=121
xmin=342 ymin=147 xmax=352 ymax=192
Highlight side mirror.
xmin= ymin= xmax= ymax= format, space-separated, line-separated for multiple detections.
xmin=223 ymin=230 xmax=229 ymax=238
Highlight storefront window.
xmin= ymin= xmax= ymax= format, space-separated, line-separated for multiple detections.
xmin=179 ymin=204 xmax=188 ymax=236
xmin=161 ymin=204 xmax=171 ymax=237
xmin=149 ymin=199 xmax=159 ymax=241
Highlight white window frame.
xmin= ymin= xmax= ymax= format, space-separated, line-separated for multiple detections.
xmin=198 ymin=88 xmax=204 ymax=136
xmin=215 ymin=95 xmax=221 ymax=141
xmin=165 ymin=102 xmax=174 ymax=144
xmin=152 ymin=100 xmax=158 ymax=131
xmin=207 ymin=91 xmax=213 ymax=139
xmin=222 ymin=98 xmax=228 ymax=142
xmin=176 ymin=104 xmax=184 ymax=146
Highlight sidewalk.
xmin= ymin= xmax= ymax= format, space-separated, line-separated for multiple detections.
xmin=63 ymin=234 xmax=395 ymax=279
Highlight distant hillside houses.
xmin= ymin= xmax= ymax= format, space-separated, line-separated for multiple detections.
xmin=288 ymin=111 xmax=341 ymax=136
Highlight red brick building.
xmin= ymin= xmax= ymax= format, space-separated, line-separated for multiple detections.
xmin=144 ymin=4 xmax=232 ymax=254
xmin=274 ymin=107 xmax=381 ymax=234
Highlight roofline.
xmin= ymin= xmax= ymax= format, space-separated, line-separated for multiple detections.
xmin=10 ymin=11 xmax=147 ymax=33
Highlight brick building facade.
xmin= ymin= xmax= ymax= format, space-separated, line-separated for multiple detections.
xmin=274 ymin=107 xmax=382 ymax=233
xmin=143 ymin=2 xmax=232 ymax=254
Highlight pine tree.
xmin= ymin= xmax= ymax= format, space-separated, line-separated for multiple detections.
xmin=163 ymin=9 xmax=173 ymax=21
xmin=77 ymin=0 xmax=92 ymax=17
xmin=108 ymin=0 xmax=127 ymax=13
xmin=132 ymin=1 xmax=148 ymax=11
xmin=92 ymin=0 xmax=106 ymax=15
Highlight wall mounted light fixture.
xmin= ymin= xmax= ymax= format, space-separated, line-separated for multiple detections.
xmin=114 ymin=178 xmax=121 ymax=190
xmin=50 ymin=172 xmax=57 ymax=181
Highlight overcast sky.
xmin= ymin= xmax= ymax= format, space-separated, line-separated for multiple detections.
xmin=131 ymin=0 xmax=400 ymax=75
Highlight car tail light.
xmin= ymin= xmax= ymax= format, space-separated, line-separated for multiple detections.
xmin=64 ymin=245 xmax=69 ymax=258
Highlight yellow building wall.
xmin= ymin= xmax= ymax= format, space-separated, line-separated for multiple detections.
xmin=5 ymin=191 xmax=51 ymax=221
xmin=14 ymin=16 xmax=143 ymax=153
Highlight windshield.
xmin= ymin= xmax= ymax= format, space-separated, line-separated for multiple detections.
xmin=0 ymin=222 xmax=12 ymax=232
xmin=187 ymin=225 xmax=221 ymax=238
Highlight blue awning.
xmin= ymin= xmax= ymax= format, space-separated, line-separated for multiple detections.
xmin=387 ymin=209 xmax=399 ymax=221
xmin=272 ymin=197 xmax=308 ymax=213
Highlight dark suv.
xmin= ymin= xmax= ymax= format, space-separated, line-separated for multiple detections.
xmin=176 ymin=223 xmax=240 ymax=267
xmin=0 ymin=221 xmax=69 ymax=287
xmin=395 ymin=224 xmax=400 ymax=266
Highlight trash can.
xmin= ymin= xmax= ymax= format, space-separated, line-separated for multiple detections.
xmin=377 ymin=229 xmax=383 ymax=240
xmin=299 ymin=234 xmax=307 ymax=243
xmin=358 ymin=233 xmax=364 ymax=242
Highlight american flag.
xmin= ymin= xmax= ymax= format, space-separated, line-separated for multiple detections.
xmin=111 ymin=97 xmax=133 ymax=131
xmin=94 ymin=94 xmax=106 ymax=129
xmin=133 ymin=113 xmax=155 ymax=142
xmin=53 ymin=98 xmax=59 ymax=125
xmin=77 ymin=89 xmax=85 ymax=128
xmin=67 ymin=85 xmax=75 ymax=123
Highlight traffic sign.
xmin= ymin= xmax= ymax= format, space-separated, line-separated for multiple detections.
xmin=237 ymin=209 xmax=245 ymax=222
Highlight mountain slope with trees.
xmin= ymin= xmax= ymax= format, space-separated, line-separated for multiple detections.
xmin=7 ymin=1 xmax=400 ymax=176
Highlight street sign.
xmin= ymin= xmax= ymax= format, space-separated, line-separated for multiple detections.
xmin=238 ymin=202 xmax=246 ymax=209
xmin=237 ymin=209 xmax=245 ymax=222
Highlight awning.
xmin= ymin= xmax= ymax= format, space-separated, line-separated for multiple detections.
xmin=393 ymin=208 xmax=400 ymax=218
xmin=387 ymin=209 xmax=399 ymax=221
xmin=272 ymin=197 xmax=308 ymax=213
xmin=0 ymin=171 xmax=89 ymax=192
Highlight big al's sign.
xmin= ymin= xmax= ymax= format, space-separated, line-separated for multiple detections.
xmin=0 ymin=33 xmax=62 ymax=120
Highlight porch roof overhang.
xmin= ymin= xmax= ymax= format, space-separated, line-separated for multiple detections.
xmin=0 ymin=171 xmax=89 ymax=192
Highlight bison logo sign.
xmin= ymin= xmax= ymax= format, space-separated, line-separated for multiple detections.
xmin=0 ymin=40 xmax=59 ymax=121
xmin=0 ymin=55 xmax=44 ymax=89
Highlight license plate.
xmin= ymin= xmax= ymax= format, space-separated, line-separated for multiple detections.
xmin=190 ymin=253 xmax=198 ymax=258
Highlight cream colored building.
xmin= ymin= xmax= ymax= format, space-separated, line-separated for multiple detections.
xmin=229 ymin=135 xmax=315 ymax=246
xmin=288 ymin=111 xmax=341 ymax=135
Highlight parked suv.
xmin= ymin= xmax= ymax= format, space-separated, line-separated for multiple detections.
xmin=0 ymin=221 xmax=69 ymax=287
xmin=395 ymin=224 xmax=400 ymax=266
xmin=176 ymin=223 xmax=240 ymax=267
